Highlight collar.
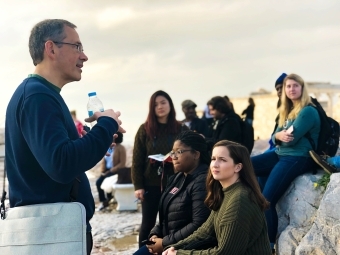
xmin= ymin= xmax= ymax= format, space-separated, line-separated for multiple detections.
xmin=28 ymin=74 xmax=61 ymax=94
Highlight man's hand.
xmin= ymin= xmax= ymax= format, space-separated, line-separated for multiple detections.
xmin=84 ymin=109 xmax=126 ymax=133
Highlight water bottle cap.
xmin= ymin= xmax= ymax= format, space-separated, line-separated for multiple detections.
xmin=88 ymin=92 xmax=97 ymax=97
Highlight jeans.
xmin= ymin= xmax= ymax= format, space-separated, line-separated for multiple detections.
xmin=138 ymin=186 xmax=162 ymax=248
xmin=246 ymin=118 xmax=253 ymax=126
xmin=133 ymin=245 xmax=150 ymax=255
xmin=328 ymin=156 xmax=340 ymax=168
xmin=96 ymin=171 xmax=115 ymax=202
xmin=251 ymin=150 xmax=315 ymax=243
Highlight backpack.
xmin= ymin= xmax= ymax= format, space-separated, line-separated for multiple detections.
xmin=209 ymin=114 xmax=254 ymax=154
xmin=306 ymin=97 xmax=339 ymax=157
xmin=239 ymin=118 xmax=255 ymax=154
xmin=230 ymin=114 xmax=255 ymax=154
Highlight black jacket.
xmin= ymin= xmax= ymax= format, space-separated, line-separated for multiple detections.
xmin=149 ymin=164 xmax=210 ymax=247
xmin=210 ymin=112 xmax=242 ymax=144
xmin=182 ymin=117 xmax=209 ymax=137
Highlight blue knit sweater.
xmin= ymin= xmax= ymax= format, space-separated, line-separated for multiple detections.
xmin=5 ymin=75 xmax=118 ymax=231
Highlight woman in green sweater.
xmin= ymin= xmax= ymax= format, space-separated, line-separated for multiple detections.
xmin=132 ymin=90 xmax=187 ymax=248
xmin=163 ymin=141 xmax=271 ymax=255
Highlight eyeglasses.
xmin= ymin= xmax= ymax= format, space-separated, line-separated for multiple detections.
xmin=53 ymin=41 xmax=84 ymax=53
xmin=169 ymin=149 xmax=193 ymax=158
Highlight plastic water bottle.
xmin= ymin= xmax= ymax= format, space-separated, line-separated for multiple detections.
xmin=87 ymin=92 xmax=104 ymax=127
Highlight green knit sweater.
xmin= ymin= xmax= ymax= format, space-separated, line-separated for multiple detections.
xmin=131 ymin=123 xmax=185 ymax=190
xmin=168 ymin=182 xmax=271 ymax=255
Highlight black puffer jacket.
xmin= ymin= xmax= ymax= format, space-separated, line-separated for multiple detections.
xmin=149 ymin=164 xmax=210 ymax=247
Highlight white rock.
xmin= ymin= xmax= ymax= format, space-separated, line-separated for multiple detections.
xmin=295 ymin=173 xmax=340 ymax=255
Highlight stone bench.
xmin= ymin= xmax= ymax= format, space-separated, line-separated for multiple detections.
xmin=100 ymin=167 xmax=137 ymax=211
xmin=112 ymin=183 xmax=137 ymax=211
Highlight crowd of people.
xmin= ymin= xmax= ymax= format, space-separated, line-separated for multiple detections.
xmin=129 ymin=72 xmax=340 ymax=255
xmin=3 ymin=18 xmax=339 ymax=255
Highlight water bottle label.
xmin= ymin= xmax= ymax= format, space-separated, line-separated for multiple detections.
xmin=88 ymin=110 xmax=94 ymax=117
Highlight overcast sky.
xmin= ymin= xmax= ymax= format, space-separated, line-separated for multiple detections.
xmin=1 ymin=0 xmax=340 ymax=144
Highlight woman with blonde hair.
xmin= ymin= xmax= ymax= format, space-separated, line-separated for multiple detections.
xmin=250 ymin=73 xmax=320 ymax=253
xmin=163 ymin=141 xmax=271 ymax=255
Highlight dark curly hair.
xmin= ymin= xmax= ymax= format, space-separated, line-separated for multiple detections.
xmin=175 ymin=130 xmax=211 ymax=165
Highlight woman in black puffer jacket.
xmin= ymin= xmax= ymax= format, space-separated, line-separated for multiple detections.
xmin=134 ymin=130 xmax=212 ymax=255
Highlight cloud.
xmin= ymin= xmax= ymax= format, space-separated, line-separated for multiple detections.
xmin=1 ymin=0 xmax=340 ymax=143
xmin=96 ymin=7 xmax=135 ymax=29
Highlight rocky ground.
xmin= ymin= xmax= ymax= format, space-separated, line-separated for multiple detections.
xmin=87 ymin=168 xmax=142 ymax=255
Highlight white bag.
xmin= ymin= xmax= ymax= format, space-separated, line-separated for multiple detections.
xmin=100 ymin=174 xmax=118 ymax=193
xmin=0 ymin=202 xmax=87 ymax=255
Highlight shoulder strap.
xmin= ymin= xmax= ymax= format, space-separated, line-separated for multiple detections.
xmin=304 ymin=104 xmax=317 ymax=151
xmin=69 ymin=177 xmax=81 ymax=202
xmin=1 ymin=159 xmax=7 ymax=219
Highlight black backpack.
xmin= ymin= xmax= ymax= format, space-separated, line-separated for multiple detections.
xmin=239 ymin=119 xmax=255 ymax=154
xmin=305 ymin=97 xmax=339 ymax=156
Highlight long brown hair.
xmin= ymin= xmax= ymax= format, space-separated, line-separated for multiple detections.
xmin=144 ymin=90 xmax=181 ymax=140
xmin=204 ymin=140 xmax=269 ymax=211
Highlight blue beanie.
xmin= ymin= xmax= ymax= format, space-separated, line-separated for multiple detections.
xmin=275 ymin=73 xmax=287 ymax=87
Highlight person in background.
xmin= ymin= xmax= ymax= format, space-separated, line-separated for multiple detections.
xmin=5 ymin=19 xmax=124 ymax=255
xmin=223 ymin=95 xmax=234 ymax=112
xmin=267 ymin=73 xmax=287 ymax=150
xmin=181 ymin=99 xmax=208 ymax=137
xmin=133 ymin=130 xmax=211 ymax=255
xmin=96 ymin=132 xmax=126 ymax=211
xmin=70 ymin=110 xmax=84 ymax=137
xmin=201 ymin=104 xmax=214 ymax=138
xmin=242 ymin=97 xmax=255 ymax=126
xmin=162 ymin=141 xmax=271 ymax=255
xmin=207 ymin=96 xmax=242 ymax=144
xmin=251 ymin=73 xmax=320 ymax=253
xmin=132 ymin=90 xmax=188 ymax=248
xmin=259 ymin=73 xmax=287 ymax=191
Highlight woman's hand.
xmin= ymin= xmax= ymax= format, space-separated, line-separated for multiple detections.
xmin=162 ymin=247 xmax=177 ymax=255
xmin=134 ymin=189 xmax=145 ymax=201
xmin=147 ymin=237 xmax=163 ymax=254
xmin=275 ymin=130 xmax=294 ymax=143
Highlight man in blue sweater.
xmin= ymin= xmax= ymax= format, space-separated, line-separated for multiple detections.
xmin=5 ymin=19 xmax=125 ymax=255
